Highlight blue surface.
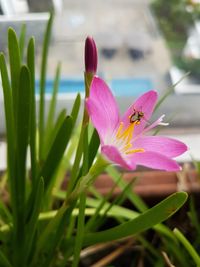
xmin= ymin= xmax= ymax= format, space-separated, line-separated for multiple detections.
xmin=111 ymin=78 xmax=153 ymax=96
xmin=35 ymin=78 xmax=153 ymax=96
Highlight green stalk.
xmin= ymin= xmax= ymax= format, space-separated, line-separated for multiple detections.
xmin=174 ymin=228 xmax=200 ymax=266
xmin=72 ymin=193 xmax=86 ymax=267
xmin=66 ymin=72 xmax=93 ymax=195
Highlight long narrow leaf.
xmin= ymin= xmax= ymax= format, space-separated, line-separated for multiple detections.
xmin=14 ymin=65 xmax=31 ymax=267
xmin=45 ymin=62 xmax=61 ymax=132
xmin=44 ymin=62 xmax=61 ymax=158
xmin=106 ymin=166 xmax=148 ymax=212
xmin=25 ymin=177 xmax=44 ymax=264
xmin=88 ymin=129 xmax=100 ymax=168
xmin=154 ymin=72 xmax=190 ymax=111
xmin=0 ymin=251 xmax=12 ymax=267
xmin=0 ymin=53 xmax=15 ymax=204
xmin=174 ymin=228 xmax=200 ymax=266
xmin=27 ymin=37 xmax=37 ymax=183
xmin=8 ymin=28 xmax=21 ymax=123
xmin=70 ymin=93 xmax=81 ymax=128
xmin=72 ymin=193 xmax=86 ymax=267
xmin=39 ymin=12 xmax=54 ymax=162
xmin=83 ymin=192 xmax=187 ymax=246
xmin=19 ymin=24 xmax=26 ymax=61
xmin=40 ymin=116 xmax=73 ymax=191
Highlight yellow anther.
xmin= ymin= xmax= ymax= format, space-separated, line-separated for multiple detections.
xmin=116 ymin=121 xmax=136 ymax=144
xmin=125 ymin=148 xmax=145 ymax=155
xmin=116 ymin=122 xmax=124 ymax=139
xmin=121 ymin=143 xmax=132 ymax=153
xmin=115 ymin=120 xmax=145 ymax=155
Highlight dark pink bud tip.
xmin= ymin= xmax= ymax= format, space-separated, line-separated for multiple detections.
xmin=84 ymin=36 xmax=98 ymax=74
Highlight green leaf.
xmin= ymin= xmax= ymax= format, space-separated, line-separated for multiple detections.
xmin=25 ymin=177 xmax=44 ymax=264
xmin=86 ymin=175 xmax=135 ymax=232
xmin=0 ymin=199 xmax=12 ymax=223
xmin=106 ymin=166 xmax=148 ymax=212
xmin=83 ymin=192 xmax=187 ymax=246
xmin=174 ymin=228 xmax=200 ymax=266
xmin=0 ymin=251 xmax=12 ymax=267
xmin=39 ymin=12 xmax=54 ymax=162
xmin=16 ymin=65 xmax=31 ymax=179
xmin=43 ymin=62 xmax=62 ymax=158
xmin=154 ymin=72 xmax=190 ymax=111
xmin=88 ymin=129 xmax=100 ymax=168
xmin=19 ymin=24 xmax=26 ymax=61
xmin=72 ymin=193 xmax=86 ymax=267
xmin=40 ymin=116 xmax=73 ymax=191
xmin=14 ymin=65 xmax=31 ymax=267
xmin=45 ymin=62 xmax=61 ymax=132
xmin=0 ymin=53 xmax=15 ymax=193
xmin=32 ymin=202 xmax=76 ymax=267
xmin=70 ymin=93 xmax=81 ymax=128
xmin=27 ymin=37 xmax=37 ymax=183
xmin=8 ymin=28 xmax=21 ymax=122
xmin=45 ymin=108 xmax=67 ymax=157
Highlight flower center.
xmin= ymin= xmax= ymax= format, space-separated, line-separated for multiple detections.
xmin=115 ymin=121 xmax=144 ymax=155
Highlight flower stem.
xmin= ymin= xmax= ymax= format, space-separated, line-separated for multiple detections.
xmin=173 ymin=228 xmax=200 ymax=266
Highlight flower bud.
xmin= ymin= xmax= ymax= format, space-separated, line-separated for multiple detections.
xmin=84 ymin=36 xmax=98 ymax=74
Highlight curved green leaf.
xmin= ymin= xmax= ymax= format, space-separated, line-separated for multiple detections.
xmin=83 ymin=192 xmax=188 ymax=246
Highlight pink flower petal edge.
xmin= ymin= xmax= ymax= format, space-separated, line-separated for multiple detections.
xmin=101 ymin=145 xmax=135 ymax=170
xmin=86 ymin=77 xmax=120 ymax=143
xmin=129 ymin=151 xmax=182 ymax=171
xmin=133 ymin=136 xmax=188 ymax=158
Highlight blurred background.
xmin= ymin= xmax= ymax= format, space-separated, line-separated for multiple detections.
xmin=0 ymin=0 xmax=200 ymax=163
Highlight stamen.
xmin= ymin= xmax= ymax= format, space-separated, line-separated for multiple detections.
xmin=117 ymin=122 xmax=136 ymax=144
xmin=116 ymin=122 xmax=124 ymax=139
xmin=115 ymin=120 xmax=144 ymax=155
xmin=125 ymin=148 xmax=145 ymax=155
xmin=121 ymin=143 xmax=132 ymax=153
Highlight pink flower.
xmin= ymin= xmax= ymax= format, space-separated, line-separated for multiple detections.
xmin=86 ymin=77 xmax=188 ymax=171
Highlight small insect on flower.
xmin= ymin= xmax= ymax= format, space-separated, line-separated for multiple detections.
xmin=129 ymin=109 xmax=145 ymax=124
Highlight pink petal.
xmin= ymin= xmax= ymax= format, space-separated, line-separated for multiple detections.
xmin=101 ymin=145 xmax=136 ymax=170
xmin=133 ymin=136 xmax=188 ymax=158
xmin=86 ymin=99 xmax=108 ymax=143
xmin=129 ymin=151 xmax=181 ymax=171
xmin=121 ymin=90 xmax=158 ymax=136
xmin=86 ymin=77 xmax=120 ymax=143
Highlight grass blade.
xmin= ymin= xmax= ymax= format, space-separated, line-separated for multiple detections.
xmin=70 ymin=93 xmax=81 ymax=128
xmin=19 ymin=24 xmax=26 ymax=61
xmin=72 ymin=193 xmax=86 ymax=267
xmin=0 ymin=53 xmax=15 ymax=203
xmin=0 ymin=251 xmax=12 ymax=267
xmin=27 ymin=37 xmax=37 ymax=183
xmin=8 ymin=28 xmax=21 ymax=123
xmin=154 ymin=72 xmax=190 ymax=111
xmin=14 ymin=65 xmax=31 ymax=267
xmin=45 ymin=62 xmax=61 ymax=133
xmin=174 ymin=228 xmax=200 ymax=266
xmin=25 ymin=177 xmax=44 ymax=264
xmin=39 ymin=12 xmax=53 ymax=162
xmin=40 ymin=116 xmax=73 ymax=191
xmin=83 ymin=192 xmax=187 ymax=246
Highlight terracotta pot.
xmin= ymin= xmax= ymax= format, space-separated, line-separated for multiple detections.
xmin=94 ymin=164 xmax=200 ymax=199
